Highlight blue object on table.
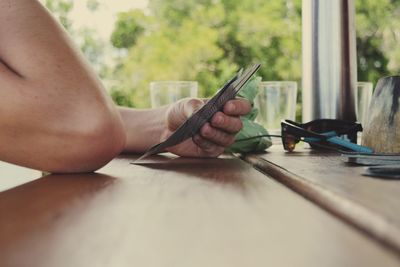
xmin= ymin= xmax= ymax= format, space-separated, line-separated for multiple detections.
xmin=304 ymin=131 xmax=374 ymax=154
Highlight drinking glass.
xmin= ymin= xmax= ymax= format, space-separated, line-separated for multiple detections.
xmin=255 ymin=81 xmax=298 ymax=135
xmin=150 ymin=81 xmax=198 ymax=108
xmin=356 ymin=82 xmax=373 ymax=126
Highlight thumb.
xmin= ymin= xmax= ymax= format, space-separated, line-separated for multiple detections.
xmin=166 ymin=98 xmax=205 ymax=131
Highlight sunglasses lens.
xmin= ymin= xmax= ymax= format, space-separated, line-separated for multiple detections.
xmin=283 ymin=134 xmax=297 ymax=152
xmin=281 ymin=121 xmax=298 ymax=152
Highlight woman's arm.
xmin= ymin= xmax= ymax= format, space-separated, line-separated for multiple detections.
xmin=0 ymin=0 xmax=250 ymax=173
xmin=118 ymin=98 xmax=250 ymax=158
xmin=0 ymin=0 xmax=126 ymax=173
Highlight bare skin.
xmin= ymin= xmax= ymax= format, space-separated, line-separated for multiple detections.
xmin=0 ymin=0 xmax=251 ymax=173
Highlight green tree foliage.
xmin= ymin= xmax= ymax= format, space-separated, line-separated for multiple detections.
xmin=40 ymin=0 xmax=107 ymax=77
xmin=110 ymin=0 xmax=302 ymax=107
xmin=111 ymin=10 xmax=149 ymax=49
xmin=355 ymin=0 xmax=400 ymax=84
xmin=78 ymin=28 xmax=107 ymax=75
xmin=42 ymin=0 xmax=400 ymax=109
xmin=356 ymin=0 xmax=390 ymax=83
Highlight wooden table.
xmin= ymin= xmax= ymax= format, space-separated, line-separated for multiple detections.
xmin=244 ymin=146 xmax=400 ymax=255
xmin=1 ymin=151 xmax=400 ymax=266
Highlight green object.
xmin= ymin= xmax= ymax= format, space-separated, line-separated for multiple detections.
xmin=225 ymin=76 xmax=272 ymax=153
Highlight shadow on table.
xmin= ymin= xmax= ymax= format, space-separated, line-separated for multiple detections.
xmin=132 ymin=154 xmax=252 ymax=187
xmin=0 ymin=173 xmax=118 ymax=248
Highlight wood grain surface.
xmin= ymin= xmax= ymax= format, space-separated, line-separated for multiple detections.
xmin=243 ymin=146 xmax=400 ymax=256
xmin=0 ymin=154 xmax=399 ymax=266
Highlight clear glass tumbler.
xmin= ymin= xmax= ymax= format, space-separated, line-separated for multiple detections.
xmin=356 ymin=82 xmax=373 ymax=126
xmin=255 ymin=81 xmax=298 ymax=135
xmin=150 ymin=81 xmax=198 ymax=108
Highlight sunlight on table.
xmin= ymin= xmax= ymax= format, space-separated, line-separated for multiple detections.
xmin=0 ymin=161 xmax=41 ymax=192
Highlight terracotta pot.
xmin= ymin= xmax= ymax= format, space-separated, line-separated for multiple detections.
xmin=362 ymin=76 xmax=400 ymax=153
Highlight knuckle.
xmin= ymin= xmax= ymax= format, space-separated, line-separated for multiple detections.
xmin=184 ymin=98 xmax=204 ymax=116
xmin=211 ymin=112 xmax=225 ymax=127
xmin=187 ymin=98 xmax=203 ymax=108
xmin=224 ymin=101 xmax=235 ymax=113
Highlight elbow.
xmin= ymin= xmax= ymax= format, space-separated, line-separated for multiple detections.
xmin=47 ymin=113 xmax=127 ymax=174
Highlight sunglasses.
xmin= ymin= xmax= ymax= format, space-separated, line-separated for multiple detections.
xmin=235 ymin=119 xmax=374 ymax=153
xmin=280 ymin=119 xmax=373 ymax=153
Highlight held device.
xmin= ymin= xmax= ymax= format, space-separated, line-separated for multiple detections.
xmin=135 ymin=63 xmax=261 ymax=162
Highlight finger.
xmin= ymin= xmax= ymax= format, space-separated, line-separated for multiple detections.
xmin=223 ymin=98 xmax=252 ymax=116
xmin=193 ymin=135 xmax=225 ymax=157
xmin=166 ymin=98 xmax=205 ymax=130
xmin=182 ymin=98 xmax=205 ymax=118
xmin=200 ymin=123 xmax=236 ymax=147
xmin=210 ymin=112 xmax=243 ymax=133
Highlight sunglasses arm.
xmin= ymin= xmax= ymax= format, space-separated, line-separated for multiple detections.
xmin=323 ymin=136 xmax=373 ymax=153
xmin=303 ymin=133 xmax=373 ymax=153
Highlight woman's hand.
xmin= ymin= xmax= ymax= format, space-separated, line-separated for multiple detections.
xmin=162 ymin=98 xmax=251 ymax=157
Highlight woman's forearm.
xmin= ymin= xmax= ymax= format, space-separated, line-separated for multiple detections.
xmin=118 ymin=106 xmax=168 ymax=153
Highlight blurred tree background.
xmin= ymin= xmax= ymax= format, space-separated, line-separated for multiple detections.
xmin=41 ymin=0 xmax=400 ymax=110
